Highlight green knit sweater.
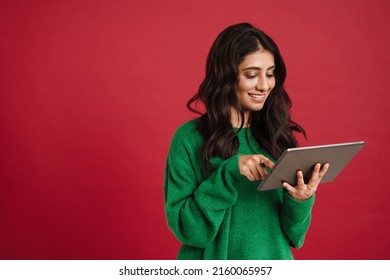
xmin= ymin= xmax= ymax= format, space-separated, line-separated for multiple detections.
xmin=164 ymin=119 xmax=315 ymax=260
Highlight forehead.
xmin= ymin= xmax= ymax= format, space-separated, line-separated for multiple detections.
xmin=239 ymin=50 xmax=275 ymax=69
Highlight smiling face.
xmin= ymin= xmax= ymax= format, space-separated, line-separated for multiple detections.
xmin=232 ymin=49 xmax=276 ymax=126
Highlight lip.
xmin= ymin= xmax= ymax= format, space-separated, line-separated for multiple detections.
xmin=248 ymin=93 xmax=266 ymax=102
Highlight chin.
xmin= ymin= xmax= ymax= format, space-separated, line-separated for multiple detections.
xmin=251 ymin=104 xmax=265 ymax=111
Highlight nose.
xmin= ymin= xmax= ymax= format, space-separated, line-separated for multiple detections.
xmin=255 ymin=77 xmax=270 ymax=92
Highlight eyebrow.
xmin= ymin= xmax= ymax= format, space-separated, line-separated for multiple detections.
xmin=242 ymin=65 xmax=275 ymax=71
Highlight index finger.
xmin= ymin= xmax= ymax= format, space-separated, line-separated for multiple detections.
xmin=257 ymin=155 xmax=274 ymax=170
xmin=265 ymin=157 xmax=274 ymax=169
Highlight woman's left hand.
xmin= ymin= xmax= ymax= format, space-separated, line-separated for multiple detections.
xmin=283 ymin=163 xmax=330 ymax=201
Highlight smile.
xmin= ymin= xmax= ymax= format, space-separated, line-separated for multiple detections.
xmin=248 ymin=93 xmax=265 ymax=101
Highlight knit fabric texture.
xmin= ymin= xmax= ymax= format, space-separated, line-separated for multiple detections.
xmin=164 ymin=119 xmax=315 ymax=259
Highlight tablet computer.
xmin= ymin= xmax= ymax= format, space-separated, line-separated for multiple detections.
xmin=257 ymin=141 xmax=365 ymax=191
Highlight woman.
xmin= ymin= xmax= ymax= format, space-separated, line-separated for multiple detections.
xmin=164 ymin=23 xmax=329 ymax=260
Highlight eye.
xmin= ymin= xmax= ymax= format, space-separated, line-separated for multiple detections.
xmin=245 ymin=75 xmax=256 ymax=79
xmin=244 ymin=73 xmax=257 ymax=79
xmin=266 ymin=73 xmax=275 ymax=78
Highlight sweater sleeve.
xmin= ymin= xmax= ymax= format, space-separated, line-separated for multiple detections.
xmin=164 ymin=126 xmax=245 ymax=248
xmin=280 ymin=189 xmax=315 ymax=248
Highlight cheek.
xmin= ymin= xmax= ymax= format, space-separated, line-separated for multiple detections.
xmin=237 ymin=79 xmax=255 ymax=92
xmin=269 ymin=79 xmax=276 ymax=91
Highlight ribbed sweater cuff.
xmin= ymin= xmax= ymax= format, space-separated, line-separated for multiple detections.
xmin=283 ymin=190 xmax=315 ymax=217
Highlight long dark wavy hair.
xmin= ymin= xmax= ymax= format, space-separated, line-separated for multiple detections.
xmin=187 ymin=23 xmax=306 ymax=169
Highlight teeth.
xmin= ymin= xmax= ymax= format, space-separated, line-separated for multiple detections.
xmin=249 ymin=93 xmax=264 ymax=99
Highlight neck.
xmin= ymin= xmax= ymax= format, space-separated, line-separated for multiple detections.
xmin=230 ymin=108 xmax=250 ymax=128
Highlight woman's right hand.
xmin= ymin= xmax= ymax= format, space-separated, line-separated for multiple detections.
xmin=239 ymin=155 xmax=275 ymax=181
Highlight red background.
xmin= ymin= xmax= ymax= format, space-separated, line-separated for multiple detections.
xmin=1 ymin=0 xmax=389 ymax=259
